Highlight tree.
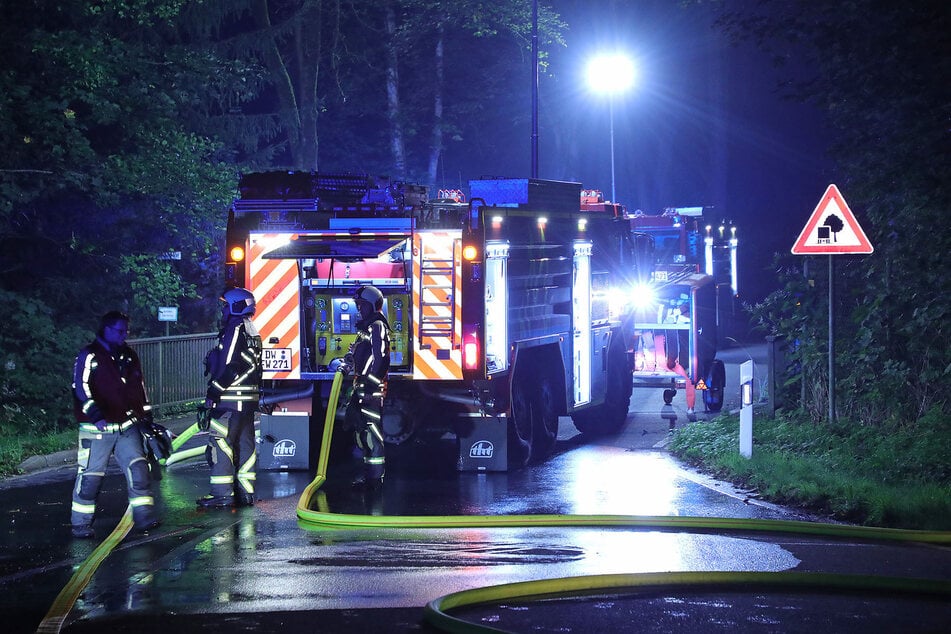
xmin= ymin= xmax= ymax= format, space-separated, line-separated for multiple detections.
xmin=0 ymin=1 xmax=238 ymax=332
xmin=717 ymin=0 xmax=951 ymax=423
xmin=185 ymin=1 xmax=565 ymax=183
xmin=374 ymin=1 xmax=565 ymax=187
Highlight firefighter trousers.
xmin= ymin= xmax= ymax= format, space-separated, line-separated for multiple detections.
xmin=207 ymin=408 xmax=257 ymax=499
xmin=350 ymin=390 xmax=385 ymax=480
xmin=71 ymin=426 xmax=155 ymax=529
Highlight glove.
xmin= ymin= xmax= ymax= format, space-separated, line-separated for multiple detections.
xmin=329 ymin=357 xmax=352 ymax=375
xmin=196 ymin=406 xmax=212 ymax=431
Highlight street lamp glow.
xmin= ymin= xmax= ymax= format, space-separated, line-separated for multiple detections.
xmin=586 ymin=54 xmax=637 ymax=94
xmin=586 ymin=53 xmax=637 ymax=203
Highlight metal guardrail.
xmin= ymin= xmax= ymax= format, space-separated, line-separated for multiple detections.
xmin=129 ymin=333 xmax=216 ymax=414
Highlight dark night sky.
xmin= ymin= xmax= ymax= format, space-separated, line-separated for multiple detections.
xmin=535 ymin=0 xmax=833 ymax=302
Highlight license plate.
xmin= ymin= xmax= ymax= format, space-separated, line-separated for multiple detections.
xmin=262 ymin=348 xmax=292 ymax=372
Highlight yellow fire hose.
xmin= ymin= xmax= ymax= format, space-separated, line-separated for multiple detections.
xmin=35 ymin=507 xmax=134 ymax=634
xmin=34 ymin=419 xmax=205 ymax=633
xmin=38 ymin=372 xmax=951 ymax=633
xmin=293 ymin=372 xmax=951 ymax=632
xmin=296 ymin=372 xmax=950 ymax=545
xmin=424 ymin=571 xmax=951 ymax=634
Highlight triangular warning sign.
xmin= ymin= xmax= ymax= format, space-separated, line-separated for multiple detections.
xmin=792 ymin=184 xmax=873 ymax=255
xmin=695 ymin=378 xmax=708 ymax=391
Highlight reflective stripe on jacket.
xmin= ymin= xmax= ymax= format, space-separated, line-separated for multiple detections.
xmin=73 ymin=339 xmax=150 ymax=424
xmin=206 ymin=317 xmax=262 ymax=410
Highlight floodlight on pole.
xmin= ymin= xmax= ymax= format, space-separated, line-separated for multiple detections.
xmin=586 ymin=53 xmax=636 ymax=203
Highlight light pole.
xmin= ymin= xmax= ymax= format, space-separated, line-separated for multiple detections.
xmin=586 ymin=53 xmax=636 ymax=203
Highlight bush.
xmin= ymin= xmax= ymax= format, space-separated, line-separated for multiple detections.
xmin=0 ymin=291 xmax=90 ymax=435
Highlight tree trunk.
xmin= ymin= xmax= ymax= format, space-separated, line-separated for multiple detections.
xmin=427 ymin=20 xmax=445 ymax=189
xmin=297 ymin=0 xmax=322 ymax=171
xmin=384 ymin=3 xmax=406 ymax=178
xmin=252 ymin=0 xmax=303 ymax=167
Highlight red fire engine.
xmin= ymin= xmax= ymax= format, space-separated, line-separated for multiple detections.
xmin=225 ymin=173 xmax=730 ymax=470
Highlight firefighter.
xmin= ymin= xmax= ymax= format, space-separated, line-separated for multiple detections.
xmin=196 ymin=287 xmax=262 ymax=508
xmin=666 ymin=303 xmax=697 ymax=418
xmin=70 ymin=311 xmax=159 ymax=538
xmin=347 ymin=285 xmax=391 ymax=489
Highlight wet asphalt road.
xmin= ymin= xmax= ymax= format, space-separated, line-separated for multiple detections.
xmin=2 ymin=346 xmax=949 ymax=633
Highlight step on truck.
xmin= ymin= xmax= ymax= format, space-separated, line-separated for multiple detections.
xmin=225 ymin=172 xmax=722 ymax=470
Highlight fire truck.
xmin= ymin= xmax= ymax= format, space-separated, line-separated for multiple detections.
xmin=621 ymin=204 xmax=738 ymax=407
xmin=224 ymin=173 xmax=727 ymax=470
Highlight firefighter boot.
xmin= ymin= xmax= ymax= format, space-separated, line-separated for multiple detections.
xmin=196 ymin=494 xmax=235 ymax=508
xmin=351 ymin=474 xmax=384 ymax=490
xmin=236 ymin=491 xmax=254 ymax=507
xmin=71 ymin=524 xmax=95 ymax=539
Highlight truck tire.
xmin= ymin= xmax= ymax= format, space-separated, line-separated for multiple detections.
xmin=507 ymin=360 xmax=534 ymax=468
xmin=380 ymin=397 xmax=417 ymax=445
xmin=529 ymin=370 xmax=559 ymax=463
xmin=703 ymin=358 xmax=726 ymax=413
xmin=571 ymin=338 xmax=632 ymax=436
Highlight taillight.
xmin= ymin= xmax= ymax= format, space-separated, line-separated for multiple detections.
xmin=463 ymin=332 xmax=480 ymax=371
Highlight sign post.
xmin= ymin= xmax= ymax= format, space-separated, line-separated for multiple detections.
xmin=158 ymin=306 xmax=178 ymax=337
xmin=791 ymin=185 xmax=873 ymax=423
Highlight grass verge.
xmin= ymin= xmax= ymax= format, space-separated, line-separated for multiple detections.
xmin=0 ymin=401 xmax=200 ymax=478
xmin=0 ymin=430 xmax=75 ymax=478
xmin=669 ymin=409 xmax=951 ymax=531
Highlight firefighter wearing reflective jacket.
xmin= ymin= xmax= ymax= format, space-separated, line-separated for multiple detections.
xmin=70 ymin=311 xmax=159 ymax=539
xmin=348 ymin=285 xmax=390 ymax=489
xmin=196 ymin=288 xmax=262 ymax=508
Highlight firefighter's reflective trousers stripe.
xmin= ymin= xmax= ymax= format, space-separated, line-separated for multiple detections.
xmin=72 ymin=426 xmax=155 ymax=529
xmin=352 ymin=389 xmax=385 ymax=480
xmin=207 ymin=408 xmax=257 ymax=499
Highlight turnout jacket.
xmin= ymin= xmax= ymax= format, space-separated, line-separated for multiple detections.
xmin=73 ymin=338 xmax=150 ymax=426
xmin=352 ymin=313 xmax=390 ymax=389
xmin=205 ymin=316 xmax=263 ymax=411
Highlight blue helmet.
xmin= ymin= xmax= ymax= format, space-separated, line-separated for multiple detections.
xmin=221 ymin=287 xmax=256 ymax=317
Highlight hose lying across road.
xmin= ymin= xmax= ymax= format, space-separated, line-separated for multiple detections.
xmin=295 ymin=372 xmax=951 ymax=633
xmin=423 ymin=571 xmax=951 ymax=634
xmin=297 ymin=373 xmax=950 ymax=543
xmin=35 ymin=508 xmax=134 ymax=634
xmin=37 ymin=370 xmax=951 ymax=633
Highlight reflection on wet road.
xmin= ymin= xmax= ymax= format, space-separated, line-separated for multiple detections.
xmin=2 ymin=382 xmax=948 ymax=632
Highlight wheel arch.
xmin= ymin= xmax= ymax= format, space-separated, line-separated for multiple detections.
xmin=510 ymin=341 xmax=568 ymax=415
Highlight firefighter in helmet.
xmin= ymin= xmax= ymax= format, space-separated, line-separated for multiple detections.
xmin=347 ymin=285 xmax=391 ymax=489
xmin=196 ymin=287 xmax=263 ymax=508
xmin=70 ymin=311 xmax=159 ymax=538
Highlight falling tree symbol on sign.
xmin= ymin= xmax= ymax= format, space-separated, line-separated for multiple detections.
xmin=823 ymin=213 xmax=844 ymax=242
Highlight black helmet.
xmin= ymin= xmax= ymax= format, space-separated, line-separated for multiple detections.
xmin=354 ymin=285 xmax=384 ymax=309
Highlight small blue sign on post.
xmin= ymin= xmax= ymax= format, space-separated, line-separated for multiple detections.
xmin=157 ymin=307 xmax=179 ymax=322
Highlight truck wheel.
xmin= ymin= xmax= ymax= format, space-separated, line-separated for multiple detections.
xmin=703 ymin=359 xmax=726 ymax=413
xmin=529 ymin=371 xmax=559 ymax=462
xmin=571 ymin=338 xmax=632 ymax=436
xmin=507 ymin=361 xmax=534 ymax=468
xmin=381 ymin=398 xmax=417 ymax=445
